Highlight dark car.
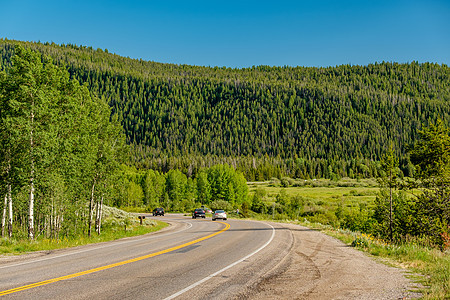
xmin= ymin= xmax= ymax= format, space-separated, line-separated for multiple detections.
xmin=192 ymin=208 xmax=206 ymax=219
xmin=152 ymin=208 xmax=165 ymax=216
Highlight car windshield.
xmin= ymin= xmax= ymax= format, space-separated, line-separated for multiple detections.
xmin=215 ymin=210 xmax=225 ymax=213
xmin=195 ymin=209 xmax=203 ymax=212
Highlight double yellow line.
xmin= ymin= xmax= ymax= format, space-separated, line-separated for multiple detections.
xmin=0 ymin=221 xmax=230 ymax=296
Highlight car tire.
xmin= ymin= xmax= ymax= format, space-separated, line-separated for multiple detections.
xmin=224 ymin=218 xmax=227 ymax=220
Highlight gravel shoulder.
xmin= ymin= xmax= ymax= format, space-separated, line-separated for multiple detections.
xmin=241 ymin=222 xmax=422 ymax=300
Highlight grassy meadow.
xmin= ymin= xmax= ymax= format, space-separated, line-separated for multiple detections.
xmin=247 ymin=178 xmax=379 ymax=224
xmin=249 ymin=178 xmax=378 ymax=202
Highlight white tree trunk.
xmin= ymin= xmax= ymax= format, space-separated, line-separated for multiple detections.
xmin=389 ymin=169 xmax=393 ymax=241
xmin=88 ymin=177 xmax=96 ymax=237
xmin=50 ymin=198 xmax=54 ymax=238
xmin=96 ymin=194 xmax=104 ymax=235
xmin=28 ymin=106 xmax=35 ymax=240
xmin=28 ymin=173 xmax=35 ymax=240
xmin=3 ymin=160 xmax=12 ymax=238
xmin=2 ymin=193 xmax=7 ymax=237
xmin=7 ymin=183 xmax=12 ymax=238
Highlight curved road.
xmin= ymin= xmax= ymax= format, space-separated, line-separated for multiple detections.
xmin=0 ymin=215 xmax=292 ymax=300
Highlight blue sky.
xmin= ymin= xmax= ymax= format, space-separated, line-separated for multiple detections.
xmin=1 ymin=0 xmax=449 ymax=68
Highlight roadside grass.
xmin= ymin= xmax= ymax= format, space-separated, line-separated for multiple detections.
xmin=0 ymin=206 xmax=168 ymax=255
xmin=316 ymin=224 xmax=449 ymax=299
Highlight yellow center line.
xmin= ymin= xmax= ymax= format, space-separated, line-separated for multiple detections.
xmin=0 ymin=221 xmax=230 ymax=296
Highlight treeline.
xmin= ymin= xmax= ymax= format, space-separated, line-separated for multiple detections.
xmin=0 ymin=46 xmax=127 ymax=240
xmin=129 ymin=151 xmax=415 ymax=181
xmin=113 ymin=164 xmax=248 ymax=213
xmin=1 ymin=39 xmax=449 ymax=180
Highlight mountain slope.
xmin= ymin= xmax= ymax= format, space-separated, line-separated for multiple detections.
xmin=1 ymin=39 xmax=449 ymax=178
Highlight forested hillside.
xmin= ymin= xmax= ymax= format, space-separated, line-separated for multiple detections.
xmin=1 ymin=39 xmax=449 ymax=180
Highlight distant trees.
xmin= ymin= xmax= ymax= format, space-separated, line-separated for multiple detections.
xmin=166 ymin=169 xmax=188 ymax=212
xmin=142 ymin=169 xmax=165 ymax=209
xmin=196 ymin=171 xmax=211 ymax=204
xmin=207 ymin=164 xmax=248 ymax=208
xmin=111 ymin=164 xmax=248 ymax=213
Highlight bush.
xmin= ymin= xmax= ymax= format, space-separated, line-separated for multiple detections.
xmin=269 ymin=177 xmax=281 ymax=186
xmin=210 ymin=200 xmax=233 ymax=212
xmin=340 ymin=208 xmax=375 ymax=233
xmin=280 ymin=177 xmax=295 ymax=187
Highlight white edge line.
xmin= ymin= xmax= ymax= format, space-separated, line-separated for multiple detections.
xmin=0 ymin=219 xmax=193 ymax=270
xmin=164 ymin=222 xmax=276 ymax=300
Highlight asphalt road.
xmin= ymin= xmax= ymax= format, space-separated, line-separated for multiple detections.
xmin=0 ymin=214 xmax=291 ymax=300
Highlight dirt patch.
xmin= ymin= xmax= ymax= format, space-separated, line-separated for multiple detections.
xmin=242 ymin=222 xmax=422 ymax=300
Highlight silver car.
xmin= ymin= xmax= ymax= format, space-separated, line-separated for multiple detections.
xmin=212 ymin=210 xmax=227 ymax=221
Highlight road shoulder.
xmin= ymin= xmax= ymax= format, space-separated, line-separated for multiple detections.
xmin=242 ymin=222 xmax=422 ymax=299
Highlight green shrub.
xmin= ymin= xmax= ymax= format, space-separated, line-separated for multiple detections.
xmin=210 ymin=199 xmax=233 ymax=212
xmin=269 ymin=177 xmax=281 ymax=186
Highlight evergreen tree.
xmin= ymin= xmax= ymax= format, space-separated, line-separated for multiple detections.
xmin=409 ymin=120 xmax=450 ymax=246
xmin=377 ymin=146 xmax=400 ymax=241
